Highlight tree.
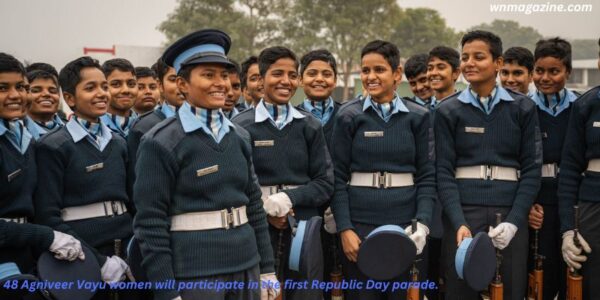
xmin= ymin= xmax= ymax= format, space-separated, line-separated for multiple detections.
xmin=468 ymin=20 xmax=543 ymax=51
xmin=391 ymin=8 xmax=461 ymax=57
xmin=284 ymin=0 xmax=402 ymax=100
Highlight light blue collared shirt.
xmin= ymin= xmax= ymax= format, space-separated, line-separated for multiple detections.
xmin=530 ymin=88 xmax=578 ymax=117
xmin=0 ymin=119 xmax=32 ymax=154
xmin=413 ymin=96 xmax=438 ymax=111
xmin=100 ymin=111 xmax=137 ymax=137
xmin=303 ymin=97 xmax=335 ymax=125
xmin=362 ymin=94 xmax=409 ymax=122
xmin=178 ymin=101 xmax=234 ymax=143
xmin=160 ymin=104 xmax=177 ymax=119
xmin=255 ymin=99 xmax=305 ymax=129
xmin=224 ymin=107 xmax=239 ymax=120
xmin=457 ymin=85 xmax=514 ymax=114
xmin=24 ymin=115 xmax=64 ymax=140
xmin=65 ymin=117 xmax=112 ymax=151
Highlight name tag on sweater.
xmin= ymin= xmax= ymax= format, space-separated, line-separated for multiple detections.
xmin=254 ymin=140 xmax=275 ymax=147
xmin=85 ymin=163 xmax=104 ymax=173
xmin=197 ymin=165 xmax=219 ymax=177
xmin=364 ymin=131 xmax=384 ymax=138
xmin=593 ymin=122 xmax=600 ymax=127
xmin=7 ymin=169 xmax=22 ymax=182
xmin=465 ymin=127 xmax=485 ymax=134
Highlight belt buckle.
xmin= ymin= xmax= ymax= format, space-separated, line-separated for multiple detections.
xmin=221 ymin=209 xmax=230 ymax=230
xmin=110 ymin=201 xmax=121 ymax=216
xmin=222 ymin=207 xmax=242 ymax=230
xmin=381 ymin=172 xmax=390 ymax=189
xmin=484 ymin=165 xmax=493 ymax=180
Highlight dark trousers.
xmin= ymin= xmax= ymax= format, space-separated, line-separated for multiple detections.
xmin=442 ymin=206 xmax=528 ymax=300
xmin=527 ymin=204 xmax=566 ymax=300
xmin=269 ymin=224 xmax=323 ymax=300
xmin=577 ymin=201 xmax=600 ymax=300
xmin=179 ymin=264 xmax=260 ymax=300
xmin=321 ymin=227 xmax=342 ymax=300
xmin=92 ymin=238 xmax=142 ymax=300
xmin=341 ymin=222 xmax=427 ymax=300
xmin=425 ymin=237 xmax=443 ymax=300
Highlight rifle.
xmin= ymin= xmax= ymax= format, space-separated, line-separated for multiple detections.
xmin=527 ymin=230 xmax=544 ymax=300
xmin=407 ymin=219 xmax=420 ymax=300
xmin=112 ymin=239 xmax=122 ymax=300
xmin=330 ymin=231 xmax=343 ymax=300
xmin=566 ymin=205 xmax=582 ymax=300
xmin=490 ymin=213 xmax=503 ymax=300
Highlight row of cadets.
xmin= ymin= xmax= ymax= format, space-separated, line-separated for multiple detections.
xmin=296 ymin=49 xmax=342 ymax=300
xmin=132 ymin=66 xmax=161 ymax=116
xmin=100 ymin=58 xmax=138 ymax=137
xmin=23 ymin=64 xmax=65 ymax=140
xmin=435 ymin=30 xmax=543 ymax=299
xmin=133 ymin=29 xmax=279 ymax=300
xmin=34 ymin=56 xmax=135 ymax=299
xmin=0 ymin=52 xmax=85 ymax=296
xmin=231 ymin=46 xmax=334 ymax=300
xmin=127 ymin=59 xmax=184 ymax=183
xmin=236 ymin=56 xmax=263 ymax=111
xmin=223 ymin=59 xmax=241 ymax=119
xmin=557 ymin=37 xmax=600 ymax=298
xmin=331 ymin=40 xmax=436 ymax=300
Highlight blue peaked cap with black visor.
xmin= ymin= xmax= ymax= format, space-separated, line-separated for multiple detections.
xmin=162 ymin=28 xmax=235 ymax=74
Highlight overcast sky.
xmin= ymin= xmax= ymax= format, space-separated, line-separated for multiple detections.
xmin=1 ymin=0 xmax=598 ymax=68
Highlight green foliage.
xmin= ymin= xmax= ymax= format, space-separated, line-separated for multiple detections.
xmin=467 ymin=20 xmax=543 ymax=51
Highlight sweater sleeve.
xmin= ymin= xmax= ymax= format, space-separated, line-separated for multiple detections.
xmin=330 ymin=111 xmax=355 ymax=232
xmin=243 ymin=144 xmax=275 ymax=274
xmin=435 ymin=108 xmax=468 ymax=231
xmin=558 ymin=101 xmax=587 ymax=233
xmin=126 ymin=129 xmax=143 ymax=213
xmin=0 ymin=220 xmax=54 ymax=252
xmin=132 ymin=138 xmax=179 ymax=300
xmin=283 ymin=123 xmax=334 ymax=208
xmin=34 ymin=143 xmax=107 ymax=265
xmin=413 ymin=112 xmax=436 ymax=226
xmin=505 ymin=103 xmax=542 ymax=228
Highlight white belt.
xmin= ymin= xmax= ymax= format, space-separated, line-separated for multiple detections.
xmin=455 ymin=165 xmax=519 ymax=181
xmin=349 ymin=172 xmax=414 ymax=188
xmin=587 ymin=159 xmax=600 ymax=172
xmin=541 ymin=163 xmax=559 ymax=178
xmin=0 ymin=217 xmax=27 ymax=224
xmin=61 ymin=201 xmax=128 ymax=222
xmin=170 ymin=206 xmax=248 ymax=231
xmin=260 ymin=185 xmax=300 ymax=196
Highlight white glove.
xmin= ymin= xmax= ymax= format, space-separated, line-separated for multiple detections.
xmin=488 ymin=222 xmax=518 ymax=250
xmin=49 ymin=231 xmax=85 ymax=261
xmin=101 ymin=256 xmax=135 ymax=283
xmin=404 ymin=222 xmax=429 ymax=255
xmin=562 ymin=230 xmax=592 ymax=271
xmin=260 ymin=272 xmax=281 ymax=300
xmin=172 ymin=297 xmax=182 ymax=300
xmin=324 ymin=207 xmax=337 ymax=234
xmin=263 ymin=192 xmax=292 ymax=217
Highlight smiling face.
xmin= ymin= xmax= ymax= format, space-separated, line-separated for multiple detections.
xmin=301 ymin=60 xmax=336 ymax=101
xmin=427 ymin=56 xmax=459 ymax=95
xmin=461 ymin=40 xmax=502 ymax=86
xmin=177 ymin=63 xmax=229 ymax=109
xmin=407 ymin=72 xmax=433 ymax=101
xmin=106 ymin=70 xmax=138 ymax=115
xmin=261 ymin=58 xmax=298 ymax=105
xmin=64 ymin=67 xmax=109 ymax=122
xmin=532 ymin=56 xmax=570 ymax=95
xmin=160 ymin=66 xmax=184 ymax=107
xmin=27 ymin=77 xmax=60 ymax=120
xmin=500 ymin=62 xmax=532 ymax=95
xmin=0 ymin=72 xmax=28 ymax=120
xmin=246 ymin=63 xmax=264 ymax=103
xmin=360 ymin=52 xmax=401 ymax=103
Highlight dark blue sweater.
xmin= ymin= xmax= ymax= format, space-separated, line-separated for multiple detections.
xmin=132 ymin=116 xmax=274 ymax=300
xmin=1 ymin=136 xmax=53 ymax=269
xmin=435 ymin=90 xmax=542 ymax=231
xmin=330 ymin=98 xmax=436 ymax=231
xmin=34 ymin=127 xmax=133 ymax=265
xmin=231 ymin=108 xmax=334 ymax=220
xmin=558 ymin=86 xmax=600 ymax=232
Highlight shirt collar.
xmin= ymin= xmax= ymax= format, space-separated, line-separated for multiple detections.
xmin=530 ymin=88 xmax=578 ymax=116
xmin=178 ymin=101 xmax=234 ymax=138
xmin=224 ymin=107 xmax=239 ymax=119
xmin=160 ymin=103 xmax=177 ymax=118
xmin=255 ymin=99 xmax=305 ymax=124
xmin=303 ymin=97 xmax=335 ymax=123
xmin=66 ymin=117 xmax=112 ymax=150
xmin=0 ymin=119 xmax=32 ymax=154
xmin=362 ymin=94 xmax=409 ymax=121
xmin=457 ymin=85 xmax=514 ymax=113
